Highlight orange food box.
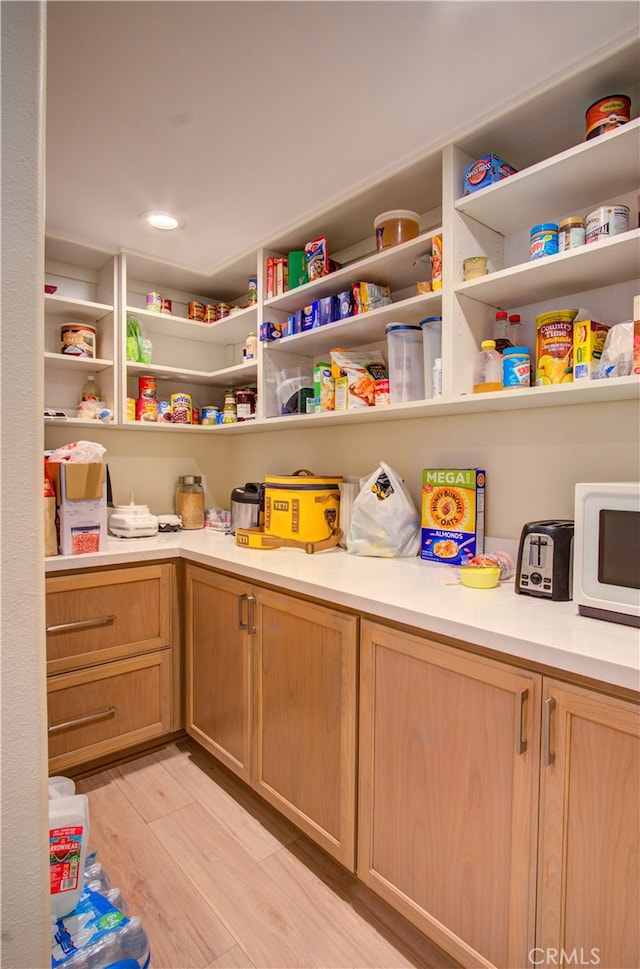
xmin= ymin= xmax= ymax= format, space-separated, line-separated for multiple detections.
xmin=573 ymin=320 xmax=610 ymax=380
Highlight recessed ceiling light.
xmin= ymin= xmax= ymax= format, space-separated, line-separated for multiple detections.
xmin=143 ymin=211 xmax=182 ymax=230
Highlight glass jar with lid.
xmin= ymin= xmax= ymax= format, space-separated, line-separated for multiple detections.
xmin=176 ymin=475 xmax=205 ymax=529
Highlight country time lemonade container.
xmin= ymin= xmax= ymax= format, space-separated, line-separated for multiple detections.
xmin=535 ymin=309 xmax=579 ymax=385
xmin=421 ymin=469 xmax=486 ymax=565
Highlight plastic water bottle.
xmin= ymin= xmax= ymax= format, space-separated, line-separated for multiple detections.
xmin=473 ymin=340 xmax=503 ymax=393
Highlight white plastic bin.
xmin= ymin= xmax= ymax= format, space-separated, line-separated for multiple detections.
xmin=385 ymin=324 xmax=425 ymax=403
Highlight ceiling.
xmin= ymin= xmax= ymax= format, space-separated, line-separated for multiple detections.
xmin=45 ymin=1 xmax=639 ymax=297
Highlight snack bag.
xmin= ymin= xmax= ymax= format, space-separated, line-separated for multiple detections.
xmin=330 ymin=348 xmax=387 ymax=409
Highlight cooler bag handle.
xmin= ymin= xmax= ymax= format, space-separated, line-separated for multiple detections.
xmin=235 ymin=526 xmax=342 ymax=554
xmin=292 ymin=469 xmax=316 ymax=477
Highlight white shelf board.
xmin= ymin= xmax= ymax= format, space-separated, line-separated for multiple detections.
xmin=45 ymin=352 xmax=114 ymax=372
xmin=455 ymin=120 xmax=640 ymax=236
xmin=266 ymin=293 xmax=443 ymax=355
xmin=125 ymin=360 xmax=257 ymax=388
xmin=264 ymin=232 xmax=439 ymax=312
xmin=127 ymin=305 xmax=258 ymax=345
xmin=455 ymin=231 xmax=640 ymax=308
xmin=45 ymin=293 xmax=114 ymax=321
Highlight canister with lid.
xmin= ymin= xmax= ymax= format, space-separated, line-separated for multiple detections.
xmin=176 ymin=475 xmax=205 ymax=530
xmin=502 ymin=346 xmax=531 ymax=389
xmin=585 ymin=205 xmax=630 ymax=244
xmin=530 ymin=223 xmax=559 ymax=260
xmin=222 ymin=391 xmax=237 ymax=423
xmin=558 ymin=216 xmax=585 ymax=251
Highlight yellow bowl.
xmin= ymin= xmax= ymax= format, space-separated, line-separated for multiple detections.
xmin=459 ymin=566 xmax=501 ymax=589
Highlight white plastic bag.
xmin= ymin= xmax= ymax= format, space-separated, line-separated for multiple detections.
xmin=346 ymin=461 xmax=420 ymax=557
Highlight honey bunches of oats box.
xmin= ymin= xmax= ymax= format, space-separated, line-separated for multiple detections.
xmin=421 ymin=469 xmax=485 ymax=565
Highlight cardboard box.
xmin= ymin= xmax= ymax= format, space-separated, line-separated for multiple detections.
xmin=49 ymin=462 xmax=108 ymax=555
xmin=421 ymin=468 xmax=485 ymax=564
xmin=573 ymin=320 xmax=610 ymax=380
xmin=463 ymin=154 xmax=517 ymax=195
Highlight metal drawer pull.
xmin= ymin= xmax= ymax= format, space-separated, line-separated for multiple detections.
xmin=46 ymin=615 xmax=116 ymax=634
xmin=247 ymin=595 xmax=257 ymax=634
xmin=515 ymin=688 xmax=528 ymax=755
xmin=543 ymin=697 xmax=556 ymax=767
xmin=48 ymin=706 xmax=117 ymax=734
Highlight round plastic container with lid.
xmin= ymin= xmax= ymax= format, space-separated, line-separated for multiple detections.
xmin=502 ymin=346 xmax=531 ymax=389
xmin=374 ymin=210 xmax=420 ymax=251
xmin=530 ymin=223 xmax=559 ymax=260
xmin=385 ymin=323 xmax=425 ymax=402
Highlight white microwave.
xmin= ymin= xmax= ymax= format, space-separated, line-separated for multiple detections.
xmin=574 ymin=482 xmax=640 ymax=627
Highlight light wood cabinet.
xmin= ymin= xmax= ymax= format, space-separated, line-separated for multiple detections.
xmin=252 ymin=588 xmax=358 ymax=868
xmin=358 ymin=619 xmax=542 ymax=969
xmin=185 ymin=567 xmax=251 ymax=781
xmin=536 ymin=679 xmax=640 ymax=969
xmin=184 ymin=565 xmax=359 ymax=868
xmin=45 ymin=563 xmax=179 ymax=771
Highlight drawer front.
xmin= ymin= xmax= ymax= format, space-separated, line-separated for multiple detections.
xmin=46 ymin=564 xmax=172 ymax=672
xmin=47 ymin=651 xmax=173 ymax=772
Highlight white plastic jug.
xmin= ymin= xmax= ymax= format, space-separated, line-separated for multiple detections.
xmin=49 ymin=793 xmax=90 ymax=920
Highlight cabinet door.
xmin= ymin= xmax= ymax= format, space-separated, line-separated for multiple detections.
xmin=252 ymin=589 xmax=358 ymax=869
xmin=358 ymin=620 xmax=541 ymax=969
xmin=537 ymin=680 xmax=640 ymax=969
xmin=185 ymin=566 xmax=251 ymax=781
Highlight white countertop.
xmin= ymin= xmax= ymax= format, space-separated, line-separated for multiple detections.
xmin=45 ymin=531 xmax=640 ymax=692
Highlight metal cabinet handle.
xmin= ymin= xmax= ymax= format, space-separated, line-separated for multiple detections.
xmin=543 ymin=696 xmax=556 ymax=767
xmin=238 ymin=593 xmax=248 ymax=631
xmin=48 ymin=706 xmax=117 ymax=734
xmin=46 ymin=615 xmax=116 ymax=634
xmin=515 ymin=688 xmax=528 ymax=755
xmin=247 ymin=595 xmax=257 ymax=634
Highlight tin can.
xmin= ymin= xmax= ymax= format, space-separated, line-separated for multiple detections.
xmin=187 ymin=301 xmax=205 ymax=321
xmin=161 ymin=298 xmax=172 ymax=315
xmin=146 ymin=292 xmax=163 ymax=313
xmin=217 ymin=302 xmax=230 ymax=319
xmin=585 ymin=205 xmax=630 ymax=244
xmin=136 ymin=398 xmax=158 ymax=422
xmin=60 ymin=323 xmax=96 ymax=358
xmin=502 ymin=346 xmax=531 ymax=389
xmin=530 ymin=223 xmax=559 ymax=260
xmin=170 ymin=392 xmax=192 ymax=424
xmin=585 ymin=95 xmax=631 ymax=140
xmin=558 ymin=216 xmax=585 ymax=251
xmin=204 ymin=304 xmax=217 ymax=323
xmin=157 ymin=400 xmax=172 ymax=422
xmin=138 ymin=375 xmax=157 ymax=399
xmin=201 ymin=406 xmax=220 ymax=425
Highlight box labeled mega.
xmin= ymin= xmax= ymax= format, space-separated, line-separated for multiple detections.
xmin=421 ymin=469 xmax=485 ymax=564
xmin=463 ymin=154 xmax=517 ymax=195
xmin=49 ymin=462 xmax=108 ymax=555
xmin=573 ymin=320 xmax=610 ymax=380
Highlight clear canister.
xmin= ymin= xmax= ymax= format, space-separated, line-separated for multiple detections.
xmin=558 ymin=216 xmax=585 ymax=251
xmin=176 ymin=475 xmax=205 ymax=529
xmin=385 ymin=324 xmax=425 ymax=403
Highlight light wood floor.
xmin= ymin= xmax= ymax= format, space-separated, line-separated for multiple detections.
xmin=76 ymin=739 xmax=459 ymax=969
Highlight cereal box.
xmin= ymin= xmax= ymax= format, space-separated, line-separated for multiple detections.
xmin=421 ymin=469 xmax=485 ymax=565
xmin=573 ymin=320 xmax=610 ymax=380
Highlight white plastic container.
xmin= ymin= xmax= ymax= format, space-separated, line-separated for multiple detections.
xmin=385 ymin=324 xmax=425 ymax=402
xmin=420 ymin=316 xmax=442 ymax=399
xmin=49 ymin=793 xmax=90 ymax=919
xmin=48 ymin=776 xmax=76 ymax=799
xmin=374 ymin=210 xmax=420 ymax=251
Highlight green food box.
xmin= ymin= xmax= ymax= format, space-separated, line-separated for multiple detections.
xmin=287 ymin=250 xmax=308 ymax=290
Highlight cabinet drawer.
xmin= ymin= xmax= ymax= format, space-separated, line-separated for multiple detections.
xmin=47 ymin=650 xmax=173 ymax=773
xmin=46 ymin=564 xmax=172 ymax=673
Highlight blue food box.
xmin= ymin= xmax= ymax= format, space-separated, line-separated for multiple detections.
xmin=337 ymin=290 xmax=354 ymax=319
xmin=319 ymin=295 xmax=339 ymax=325
xmin=293 ymin=309 xmax=304 ymax=333
xmin=463 ymin=154 xmax=517 ymax=195
xmin=420 ymin=468 xmax=485 ymax=565
xmin=303 ymin=301 xmax=320 ymax=330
